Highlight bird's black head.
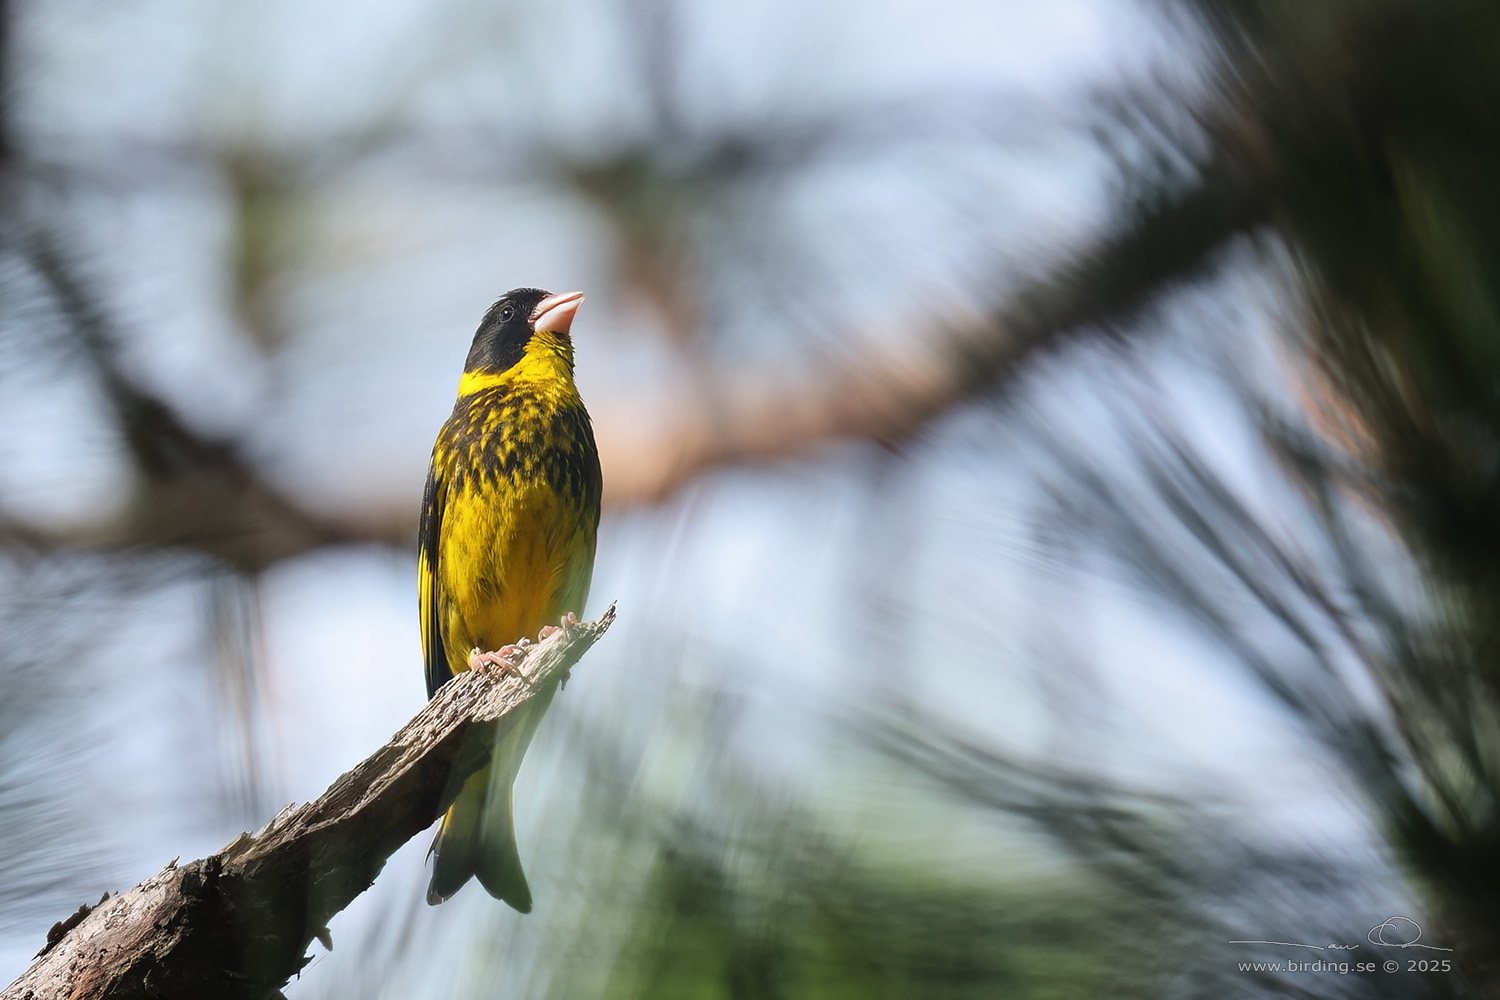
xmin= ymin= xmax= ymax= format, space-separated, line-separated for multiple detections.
xmin=464 ymin=288 xmax=552 ymax=374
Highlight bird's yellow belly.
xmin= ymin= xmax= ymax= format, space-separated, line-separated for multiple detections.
xmin=437 ymin=478 xmax=595 ymax=677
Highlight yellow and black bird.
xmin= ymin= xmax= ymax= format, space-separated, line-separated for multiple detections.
xmin=419 ymin=288 xmax=602 ymax=910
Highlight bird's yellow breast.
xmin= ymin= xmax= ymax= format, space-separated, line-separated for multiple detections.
xmin=437 ymin=475 xmax=593 ymax=664
xmin=426 ymin=335 xmax=601 ymax=679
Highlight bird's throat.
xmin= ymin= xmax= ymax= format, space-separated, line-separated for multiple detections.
xmin=458 ymin=334 xmax=575 ymax=398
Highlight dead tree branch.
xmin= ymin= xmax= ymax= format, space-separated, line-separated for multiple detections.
xmin=2 ymin=605 xmax=616 ymax=1000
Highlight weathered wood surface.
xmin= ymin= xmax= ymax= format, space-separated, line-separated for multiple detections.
xmin=3 ymin=606 xmax=615 ymax=1000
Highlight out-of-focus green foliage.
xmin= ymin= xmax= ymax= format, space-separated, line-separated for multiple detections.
xmin=593 ymin=842 xmax=1111 ymax=1000
xmin=1185 ymin=0 xmax=1500 ymax=976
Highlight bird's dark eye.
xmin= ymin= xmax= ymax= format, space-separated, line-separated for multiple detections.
xmin=499 ymin=305 xmax=515 ymax=322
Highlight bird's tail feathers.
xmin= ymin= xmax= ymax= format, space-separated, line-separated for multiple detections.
xmin=427 ymin=764 xmax=532 ymax=911
xmin=428 ymin=689 xmax=558 ymax=909
xmin=473 ymin=778 xmax=531 ymax=912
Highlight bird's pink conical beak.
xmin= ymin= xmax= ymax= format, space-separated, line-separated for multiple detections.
xmin=532 ymin=291 xmax=584 ymax=335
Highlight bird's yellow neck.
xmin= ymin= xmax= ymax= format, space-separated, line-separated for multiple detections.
xmin=457 ymin=331 xmax=576 ymax=398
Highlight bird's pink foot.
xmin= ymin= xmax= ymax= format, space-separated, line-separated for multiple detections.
xmin=538 ymin=612 xmax=581 ymax=641
xmin=469 ymin=645 xmax=523 ymax=675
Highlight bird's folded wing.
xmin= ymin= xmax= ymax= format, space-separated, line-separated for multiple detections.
xmin=419 ymin=461 xmax=451 ymax=699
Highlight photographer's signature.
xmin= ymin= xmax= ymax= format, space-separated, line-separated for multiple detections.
xmin=1229 ymin=916 xmax=1453 ymax=953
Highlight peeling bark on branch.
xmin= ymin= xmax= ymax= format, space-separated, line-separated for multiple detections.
xmin=2 ymin=606 xmax=615 ymax=1000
